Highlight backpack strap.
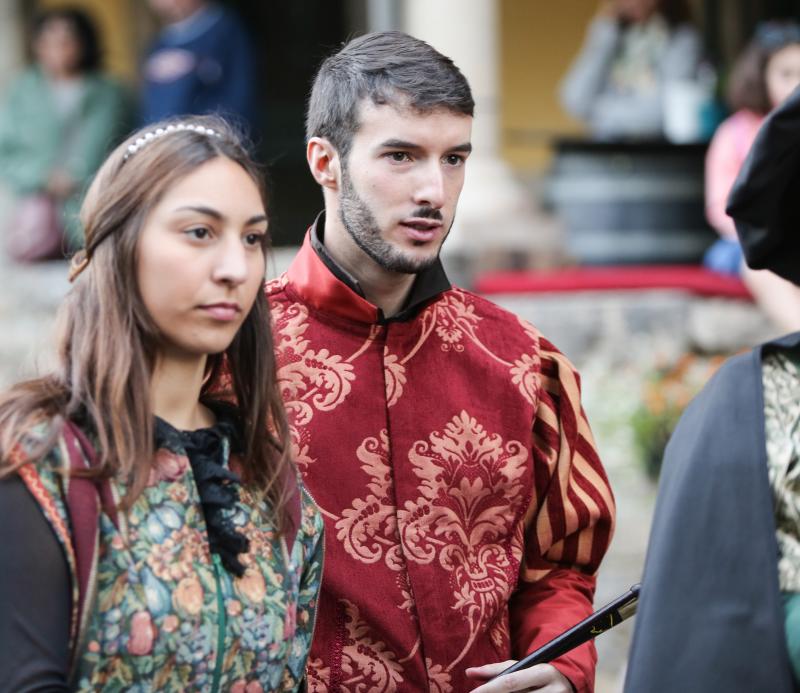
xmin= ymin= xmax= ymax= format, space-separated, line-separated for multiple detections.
xmin=61 ymin=421 xmax=118 ymax=682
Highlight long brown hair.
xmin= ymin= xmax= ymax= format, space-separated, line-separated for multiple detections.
xmin=0 ymin=115 xmax=293 ymax=530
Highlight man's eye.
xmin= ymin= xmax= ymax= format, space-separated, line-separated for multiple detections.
xmin=388 ymin=152 xmax=410 ymax=162
xmin=445 ymin=154 xmax=464 ymax=166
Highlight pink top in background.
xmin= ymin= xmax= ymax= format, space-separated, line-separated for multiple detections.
xmin=705 ymin=109 xmax=765 ymax=239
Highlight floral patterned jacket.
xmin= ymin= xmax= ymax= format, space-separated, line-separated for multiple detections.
xmin=15 ymin=416 xmax=324 ymax=692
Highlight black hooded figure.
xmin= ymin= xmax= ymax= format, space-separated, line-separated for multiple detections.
xmin=623 ymin=84 xmax=800 ymax=693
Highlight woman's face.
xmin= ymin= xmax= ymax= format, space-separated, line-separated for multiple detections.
xmin=34 ymin=18 xmax=83 ymax=78
xmin=766 ymin=43 xmax=800 ymax=109
xmin=615 ymin=0 xmax=660 ymax=24
xmin=136 ymin=156 xmax=268 ymax=361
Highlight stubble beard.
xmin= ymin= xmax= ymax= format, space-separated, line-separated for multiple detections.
xmin=338 ymin=165 xmax=449 ymax=275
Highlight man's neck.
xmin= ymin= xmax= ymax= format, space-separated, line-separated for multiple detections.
xmin=322 ymin=216 xmax=416 ymax=319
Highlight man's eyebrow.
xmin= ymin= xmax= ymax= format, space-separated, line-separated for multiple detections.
xmin=378 ymin=139 xmax=472 ymax=153
xmin=450 ymin=142 xmax=472 ymax=154
xmin=379 ymin=138 xmax=419 ymax=149
xmin=172 ymin=206 xmax=267 ymax=225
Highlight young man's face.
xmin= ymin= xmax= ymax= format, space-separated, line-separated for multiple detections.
xmin=337 ymin=101 xmax=472 ymax=274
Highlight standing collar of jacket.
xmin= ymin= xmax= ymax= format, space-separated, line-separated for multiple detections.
xmin=285 ymin=212 xmax=451 ymax=324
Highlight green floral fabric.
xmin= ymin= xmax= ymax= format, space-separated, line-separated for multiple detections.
xmin=20 ymin=421 xmax=323 ymax=692
xmin=764 ymin=349 xmax=800 ymax=592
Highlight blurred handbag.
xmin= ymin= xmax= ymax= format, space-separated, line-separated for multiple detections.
xmin=6 ymin=193 xmax=65 ymax=262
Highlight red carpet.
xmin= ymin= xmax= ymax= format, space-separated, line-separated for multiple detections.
xmin=475 ymin=265 xmax=752 ymax=300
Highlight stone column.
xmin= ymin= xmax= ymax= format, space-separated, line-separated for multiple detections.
xmin=0 ymin=0 xmax=23 ymax=243
xmin=366 ymin=0 xmax=400 ymax=32
xmin=401 ymin=0 xmax=543 ymax=280
xmin=0 ymin=0 xmax=22 ymax=91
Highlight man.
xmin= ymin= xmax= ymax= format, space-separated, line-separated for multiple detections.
xmin=268 ymin=32 xmax=615 ymax=692
xmin=142 ymin=0 xmax=257 ymax=133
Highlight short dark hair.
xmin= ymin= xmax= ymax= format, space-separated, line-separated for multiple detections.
xmin=727 ymin=21 xmax=800 ymax=114
xmin=33 ymin=7 xmax=103 ymax=73
xmin=305 ymin=31 xmax=474 ymax=157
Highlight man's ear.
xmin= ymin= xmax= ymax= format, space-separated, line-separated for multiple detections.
xmin=307 ymin=137 xmax=341 ymax=191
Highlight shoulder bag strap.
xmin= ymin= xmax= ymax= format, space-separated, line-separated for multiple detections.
xmin=61 ymin=421 xmax=118 ymax=682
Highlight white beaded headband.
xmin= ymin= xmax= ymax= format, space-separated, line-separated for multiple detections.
xmin=122 ymin=122 xmax=222 ymax=161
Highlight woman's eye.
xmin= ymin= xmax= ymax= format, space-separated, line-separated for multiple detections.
xmin=244 ymin=232 xmax=265 ymax=247
xmin=186 ymin=226 xmax=210 ymax=240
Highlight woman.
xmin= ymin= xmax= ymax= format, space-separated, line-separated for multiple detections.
xmin=559 ymin=0 xmax=702 ymax=140
xmin=704 ymin=20 xmax=800 ymax=333
xmin=0 ymin=116 xmax=323 ymax=691
xmin=624 ymin=84 xmax=800 ymax=692
xmin=0 ymin=7 xmax=129 ymax=257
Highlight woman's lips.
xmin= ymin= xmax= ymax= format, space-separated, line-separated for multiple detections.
xmin=199 ymin=303 xmax=241 ymax=321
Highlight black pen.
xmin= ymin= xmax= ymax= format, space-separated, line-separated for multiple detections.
xmin=490 ymin=584 xmax=641 ymax=679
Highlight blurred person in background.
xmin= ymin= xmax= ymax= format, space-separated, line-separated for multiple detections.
xmin=559 ymin=0 xmax=702 ymax=140
xmin=624 ymin=83 xmax=800 ymax=693
xmin=142 ymin=0 xmax=258 ymax=136
xmin=0 ymin=7 xmax=129 ymax=259
xmin=0 ymin=115 xmax=322 ymax=691
xmin=704 ymin=20 xmax=800 ymax=334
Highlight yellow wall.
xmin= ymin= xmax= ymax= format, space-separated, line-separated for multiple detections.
xmin=36 ymin=0 xmax=142 ymax=82
xmin=500 ymin=0 xmax=597 ymax=171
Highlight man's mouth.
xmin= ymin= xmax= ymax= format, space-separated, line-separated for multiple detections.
xmin=400 ymin=218 xmax=443 ymax=241
xmin=401 ymin=218 xmax=441 ymax=230
xmin=400 ymin=219 xmax=442 ymax=243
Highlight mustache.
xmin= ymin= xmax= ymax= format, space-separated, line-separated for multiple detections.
xmin=411 ymin=207 xmax=443 ymax=221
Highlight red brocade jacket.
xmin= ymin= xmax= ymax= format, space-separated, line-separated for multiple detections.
xmin=268 ymin=232 xmax=616 ymax=693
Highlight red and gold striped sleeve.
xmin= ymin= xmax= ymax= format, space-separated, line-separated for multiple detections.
xmin=510 ymin=337 xmax=616 ymax=693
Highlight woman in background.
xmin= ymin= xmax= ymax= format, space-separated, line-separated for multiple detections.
xmin=559 ymin=0 xmax=702 ymax=140
xmin=704 ymin=21 xmax=800 ymax=334
xmin=0 ymin=116 xmax=322 ymax=691
xmin=0 ymin=7 xmax=129 ymax=257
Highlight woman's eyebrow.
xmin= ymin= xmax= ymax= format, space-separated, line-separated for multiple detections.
xmin=172 ymin=206 xmax=267 ymax=225
xmin=173 ymin=205 xmax=224 ymax=220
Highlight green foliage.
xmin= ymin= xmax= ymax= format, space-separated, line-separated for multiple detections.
xmin=631 ymin=353 xmax=724 ymax=480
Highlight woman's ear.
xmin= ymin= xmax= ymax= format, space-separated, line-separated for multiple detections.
xmin=306 ymin=137 xmax=341 ymax=191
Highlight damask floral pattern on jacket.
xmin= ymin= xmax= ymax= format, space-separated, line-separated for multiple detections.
xmin=267 ymin=236 xmax=615 ymax=693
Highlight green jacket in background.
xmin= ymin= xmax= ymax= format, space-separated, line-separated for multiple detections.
xmin=0 ymin=67 xmax=131 ymax=247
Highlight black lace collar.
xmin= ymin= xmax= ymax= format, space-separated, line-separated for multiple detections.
xmin=154 ymin=403 xmax=250 ymax=577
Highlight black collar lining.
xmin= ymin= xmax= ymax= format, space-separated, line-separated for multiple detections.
xmin=308 ymin=212 xmax=451 ymax=323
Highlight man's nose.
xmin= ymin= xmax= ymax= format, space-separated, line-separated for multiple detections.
xmin=413 ymin=162 xmax=446 ymax=209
